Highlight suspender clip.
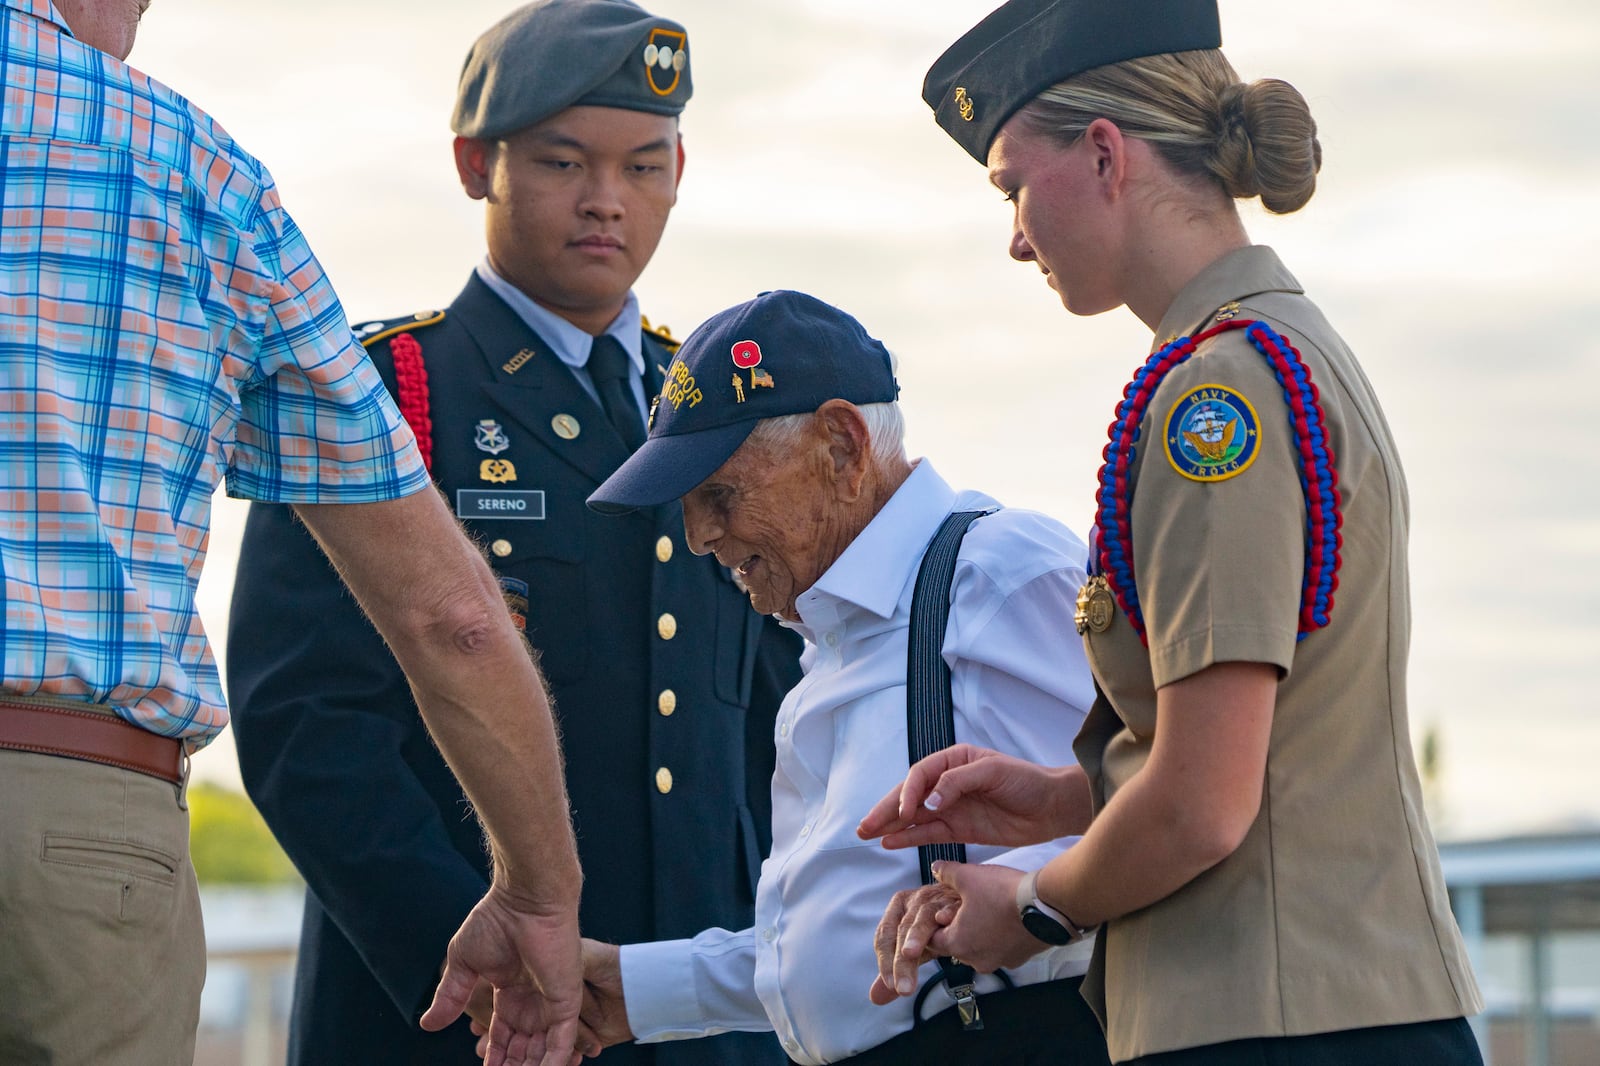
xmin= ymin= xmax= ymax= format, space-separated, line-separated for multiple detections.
xmin=951 ymin=982 xmax=983 ymax=1031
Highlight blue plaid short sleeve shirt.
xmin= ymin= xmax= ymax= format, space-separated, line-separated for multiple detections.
xmin=1 ymin=0 xmax=430 ymax=742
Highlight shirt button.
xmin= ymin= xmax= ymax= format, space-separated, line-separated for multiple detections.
xmin=784 ymin=1039 xmax=799 ymax=1054
xmin=655 ymin=767 xmax=673 ymax=794
xmin=762 ymin=927 xmax=776 ymax=942
xmin=657 ymin=689 xmax=677 ymax=716
xmin=490 ymin=539 xmax=512 ymax=558
xmin=657 ymin=613 xmax=677 ymax=640
xmin=824 ymin=632 xmax=839 ymax=648
xmin=655 ymin=536 xmax=673 ymax=563
xmin=799 ymin=823 xmax=811 ymax=838
xmin=778 ymin=722 xmax=789 ymax=738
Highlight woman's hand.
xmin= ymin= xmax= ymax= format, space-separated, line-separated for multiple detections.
xmin=869 ymin=862 xmax=1052 ymax=1005
xmin=856 ymin=744 xmax=1087 ymax=850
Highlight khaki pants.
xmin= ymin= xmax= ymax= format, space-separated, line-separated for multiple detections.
xmin=0 ymin=747 xmax=205 ymax=1064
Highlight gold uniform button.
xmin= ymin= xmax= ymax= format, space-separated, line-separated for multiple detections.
xmin=655 ymin=767 xmax=673 ymax=794
xmin=655 ymin=536 xmax=673 ymax=563
xmin=657 ymin=613 xmax=677 ymax=640
xmin=490 ymin=539 xmax=512 ymax=558
xmin=658 ymin=689 xmax=677 ymax=716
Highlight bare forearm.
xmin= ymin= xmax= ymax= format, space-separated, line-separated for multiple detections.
xmin=295 ymin=495 xmax=581 ymax=907
xmin=1034 ymin=662 xmax=1276 ymax=928
xmin=394 ymin=595 xmax=581 ymax=904
xmin=1051 ymin=763 xmax=1095 ymax=837
xmin=1035 ymin=768 xmax=1232 ymax=928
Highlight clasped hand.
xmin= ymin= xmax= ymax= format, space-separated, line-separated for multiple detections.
xmin=420 ymin=885 xmax=587 ymax=1066
xmin=857 ymin=744 xmax=1075 ymax=1006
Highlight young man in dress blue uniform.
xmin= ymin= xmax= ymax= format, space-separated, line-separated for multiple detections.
xmin=225 ymin=3 xmax=801 ymax=1063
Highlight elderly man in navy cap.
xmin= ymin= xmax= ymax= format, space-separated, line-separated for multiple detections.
xmin=577 ymin=291 xmax=1113 ymax=1066
xmin=225 ymin=3 xmax=801 ymax=1064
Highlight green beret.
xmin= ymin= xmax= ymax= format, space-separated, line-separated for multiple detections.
xmin=452 ymin=0 xmax=692 ymax=139
xmin=924 ymin=0 xmax=1221 ymax=163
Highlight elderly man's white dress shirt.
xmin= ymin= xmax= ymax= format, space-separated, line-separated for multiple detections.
xmin=620 ymin=461 xmax=1095 ymax=1065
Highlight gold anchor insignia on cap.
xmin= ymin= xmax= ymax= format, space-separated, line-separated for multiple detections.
xmin=551 ymin=413 xmax=580 ymax=440
xmin=480 ymin=458 xmax=517 ymax=483
xmin=954 ymin=87 xmax=975 ymax=122
xmin=1075 ymin=576 xmax=1115 ymax=635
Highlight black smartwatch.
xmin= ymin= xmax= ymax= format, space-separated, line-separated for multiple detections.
xmin=1015 ymin=868 xmax=1092 ymax=945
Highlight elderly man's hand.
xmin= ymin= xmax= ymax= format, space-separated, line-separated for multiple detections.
xmin=577 ymin=939 xmax=636 ymax=1051
xmin=856 ymin=744 xmax=1080 ymax=850
xmin=421 ymin=886 xmax=584 ymax=1066
xmin=869 ymin=881 xmax=959 ymax=1004
xmin=869 ymin=862 xmax=1051 ymax=1005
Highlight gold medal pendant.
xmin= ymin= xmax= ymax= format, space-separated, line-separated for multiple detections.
xmin=1075 ymin=576 xmax=1115 ymax=635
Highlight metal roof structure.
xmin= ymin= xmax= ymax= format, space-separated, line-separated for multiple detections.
xmin=1440 ymin=830 xmax=1600 ymax=1066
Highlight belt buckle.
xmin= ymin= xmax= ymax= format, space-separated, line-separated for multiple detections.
xmin=177 ymin=743 xmax=193 ymax=807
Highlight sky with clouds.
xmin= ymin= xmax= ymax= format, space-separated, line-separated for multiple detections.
xmin=129 ymin=0 xmax=1599 ymax=840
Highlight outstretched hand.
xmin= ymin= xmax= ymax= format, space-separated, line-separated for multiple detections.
xmin=421 ymin=887 xmax=586 ymax=1066
xmin=856 ymin=744 xmax=1079 ymax=850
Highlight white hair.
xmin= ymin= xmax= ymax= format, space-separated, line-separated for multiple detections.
xmin=746 ymin=401 xmax=907 ymax=468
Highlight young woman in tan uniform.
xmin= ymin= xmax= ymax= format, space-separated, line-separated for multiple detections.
xmin=858 ymin=2 xmax=1484 ymax=1063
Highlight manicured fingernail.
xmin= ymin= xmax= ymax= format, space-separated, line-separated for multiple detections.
xmin=924 ymin=791 xmax=942 ymax=811
xmin=931 ymin=861 xmax=945 ymax=876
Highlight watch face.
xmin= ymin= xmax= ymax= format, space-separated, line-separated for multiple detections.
xmin=1021 ymin=905 xmax=1074 ymax=946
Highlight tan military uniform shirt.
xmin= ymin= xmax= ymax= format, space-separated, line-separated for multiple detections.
xmin=1074 ymin=246 xmax=1482 ymax=1060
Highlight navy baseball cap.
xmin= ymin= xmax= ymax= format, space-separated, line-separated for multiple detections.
xmin=587 ymin=291 xmax=900 ymax=514
xmin=924 ymin=0 xmax=1222 ymax=162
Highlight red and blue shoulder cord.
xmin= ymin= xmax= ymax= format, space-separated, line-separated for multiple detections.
xmin=388 ymin=332 xmax=434 ymax=475
xmin=1094 ymin=318 xmax=1343 ymax=646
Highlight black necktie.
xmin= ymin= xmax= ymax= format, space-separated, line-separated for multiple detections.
xmin=587 ymin=334 xmax=645 ymax=451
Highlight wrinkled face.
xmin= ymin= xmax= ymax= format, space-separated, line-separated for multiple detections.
xmin=987 ymin=117 xmax=1122 ymax=316
xmin=680 ymin=429 xmax=841 ymax=622
xmin=469 ymin=106 xmax=681 ymax=324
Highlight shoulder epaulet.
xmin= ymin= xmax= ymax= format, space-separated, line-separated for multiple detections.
xmin=353 ymin=309 xmax=447 ymax=349
xmin=640 ymin=314 xmax=681 ymax=353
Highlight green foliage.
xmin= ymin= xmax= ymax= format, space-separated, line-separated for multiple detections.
xmin=188 ymin=782 xmax=300 ymax=885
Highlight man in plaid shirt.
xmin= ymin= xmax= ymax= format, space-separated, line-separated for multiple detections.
xmin=0 ymin=2 xmax=587 ymax=1063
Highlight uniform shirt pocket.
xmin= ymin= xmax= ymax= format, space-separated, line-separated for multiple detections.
xmin=464 ymin=497 xmax=588 ymax=684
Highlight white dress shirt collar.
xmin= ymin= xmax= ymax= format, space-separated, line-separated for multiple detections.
xmin=474 ymin=256 xmax=645 ymax=375
xmin=794 ymin=460 xmax=956 ymax=634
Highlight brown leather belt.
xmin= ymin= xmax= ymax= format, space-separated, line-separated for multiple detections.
xmin=0 ymin=696 xmax=188 ymax=786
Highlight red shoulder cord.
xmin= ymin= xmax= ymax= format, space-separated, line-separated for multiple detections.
xmin=388 ymin=332 xmax=433 ymax=475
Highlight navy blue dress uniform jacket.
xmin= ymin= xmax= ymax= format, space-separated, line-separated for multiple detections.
xmin=226 ymin=274 xmax=801 ymax=1065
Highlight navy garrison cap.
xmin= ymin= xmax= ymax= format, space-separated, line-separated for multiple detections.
xmin=924 ymin=0 xmax=1221 ymax=162
xmin=588 ymin=291 xmax=900 ymax=514
xmin=452 ymin=0 xmax=692 ymax=139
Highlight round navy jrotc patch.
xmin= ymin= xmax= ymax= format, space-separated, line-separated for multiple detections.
xmin=1163 ymin=384 xmax=1261 ymax=483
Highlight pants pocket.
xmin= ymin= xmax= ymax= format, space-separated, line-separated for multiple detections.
xmin=42 ymin=833 xmax=180 ymax=922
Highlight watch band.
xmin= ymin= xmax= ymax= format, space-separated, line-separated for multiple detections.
xmin=1016 ymin=868 xmax=1091 ymax=943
